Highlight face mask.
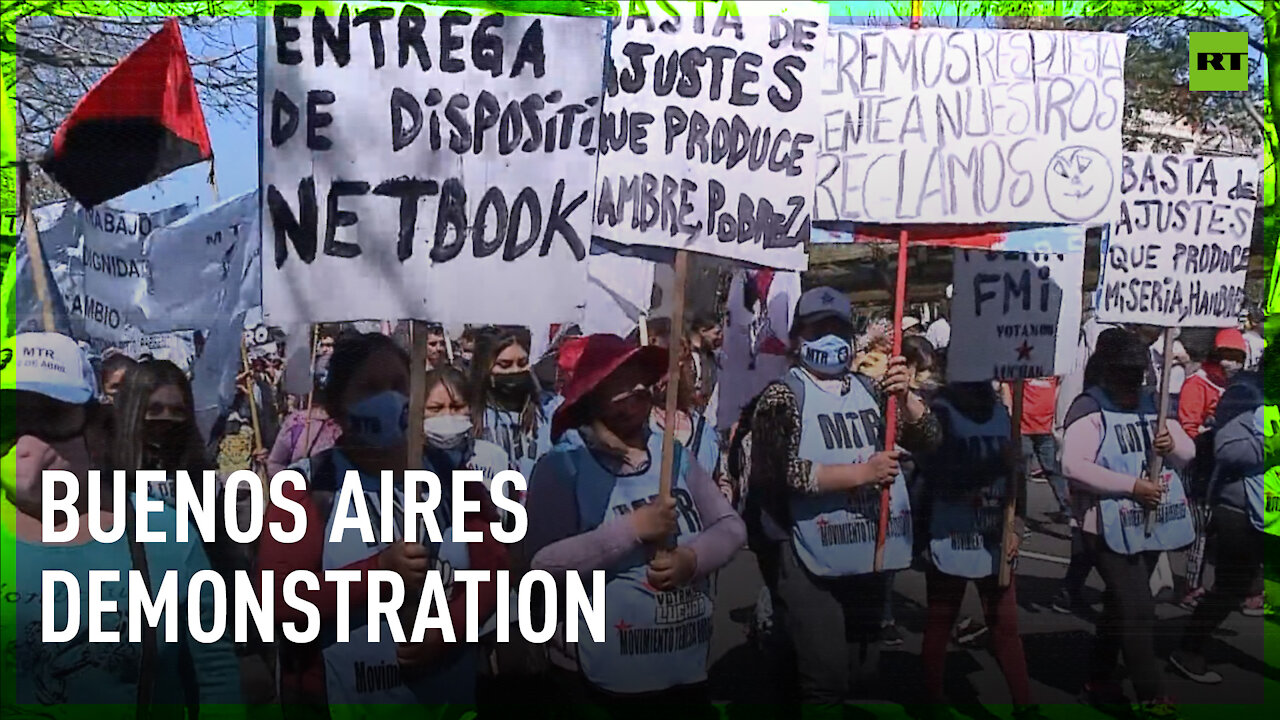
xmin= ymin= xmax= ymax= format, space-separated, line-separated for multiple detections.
xmin=345 ymin=391 xmax=409 ymax=449
xmin=799 ymin=334 xmax=852 ymax=376
xmin=1220 ymin=359 xmax=1243 ymax=377
xmin=491 ymin=372 xmax=534 ymax=405
xmin=424 ymin=414 xmax=473 ymax=450
xmin=144 ymin=418 xmax=189 ymax=470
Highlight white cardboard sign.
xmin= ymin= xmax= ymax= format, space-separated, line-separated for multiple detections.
xmin=816 ymin=28 xmax=1126 ymax=225
xmin=948 ymin=248 xmax=1084 ymax=383
xmin=1096 ymin=153 xmax=1259 ymax=328
xmin=590 ymin=1 xmax=827 ymax=271
xmin=261 ymin=4 xmax=601 ymax=327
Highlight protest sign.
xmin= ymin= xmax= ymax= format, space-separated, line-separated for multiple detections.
xmin=120 ymin=331 xmax=197 ymax=371
xmin=138 ymin=191 xmax=260 ymax=333
xmin=812 ymin=224 xmax=1085 ymax=254
xmin=717 ymin=268 xmax=798 ymax=431
xmin=12 ymin=202 xmax=79 ymax=337
xmin=947 ymin=248 xmax=1084 ymax=383
xmin=816 ymin=28 xmax=1126 ymax=225
xmin=1096 ymin=153 xmax=1259 ymax=327
xmin=261 ymin=4 xmax=600 ymax=328
xmin=590 ymin=1 xmax=827 ymax=271
xmin=581 ymin=240 xmax=661 ymax=338
xmin=78 ymin=203 xmax=191 ymax=343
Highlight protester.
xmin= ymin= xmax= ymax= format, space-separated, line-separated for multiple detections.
xmin=918 ymin=381 xmax=1041 ymax=720
xmin=1 ymin=333 xmax=243 ymax=714
xmin=420 ymin=365 xmax=514 ymax=525
xmin=748 ymin=287 xmax=940 ymax=716
xmin=266 ymin=354 xmax=340 ymax=476
xmin=525 ymin=334 xmax=745 ymax=713
xmin=650 ymin=339 xmax=721 ymax=480
xmin=471 ymin=326 xmax=552 ymax=479
xmin=687 ymin=312 xmax=723 ymax=410
xmin=1241 ymin=308 xmax=1265 ymax=372
xmin=111 ymin=359 xmax=210 ymax=501
xmin=1177 ymin=328 xmax=1248 ymax=609
xmin=98 ymin=351 xmax=137 ymax=404
xmin=1006 ymin=377 xmax=1071 ymax=524
xmin=1170 ymin=356 xmax=1265 ymax=684
xmin=456 ymin=326 xmax=477 ymax=371
xmin=424 ymin=323 xmax=447 ymax=370
xmin=259 ymin=332 xmax=505 ymax=714
xmin=1062 ymin=328 xmax=1195 ymax=716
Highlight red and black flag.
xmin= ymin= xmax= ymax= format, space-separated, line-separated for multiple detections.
xmin=40 ymin=18 xmax=211 ymax=208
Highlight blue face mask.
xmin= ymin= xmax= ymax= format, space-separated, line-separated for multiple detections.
xmin=799 ymin=334 xmax=852 ymax=376
xmin=345 ymin=391 xmax=409 ymax=448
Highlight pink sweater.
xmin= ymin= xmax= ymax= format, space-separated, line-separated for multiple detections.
xmin=1062 ymin=395 xmax=1194 ymax=534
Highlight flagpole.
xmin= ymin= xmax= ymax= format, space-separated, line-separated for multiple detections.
xmin=18 ymin=162 xmax=56 ymax=331
xmin=208 ymin=155 xmax=220 ymax=204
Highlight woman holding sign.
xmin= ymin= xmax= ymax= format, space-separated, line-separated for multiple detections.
xmin=747 ymin=287 xmax=939 ymax=716
xmin=260 ymin=332 xmax=506 ymax=719
xmin=917 ymin=382 xmax=1042 ymax=720
xmin=524 ymin=334 xmax=744 ymax=714
xmin=1061 ymin=329 xmax=1194 ymax=716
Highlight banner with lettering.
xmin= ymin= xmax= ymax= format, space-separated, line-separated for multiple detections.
xmin=261 ymin=4 xmax=602 ymax=327
xmin=79 ymin=203 xmax=191 ymax=342
xmin=947 ymin=248 xmax=1084 ymax=383
xmin=137 ymin=191 xmax=260 ymax=333
xmin=816 ymin=28 xmax=1126 ymax=225
xmin=590 ymin=1 xmax=827 ymax=271
xmin=1096 ymin=153 xmax=1259 ymax=327
xmin=811 ymin=224 xmax=1085 ymax=254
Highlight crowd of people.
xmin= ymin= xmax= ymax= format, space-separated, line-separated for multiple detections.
xmin=2 ymin=291 xmax=1275 ymax=720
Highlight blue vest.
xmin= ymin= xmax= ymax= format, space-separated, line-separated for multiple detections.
xmin=1243 ymin=407 xmax=1275 ymax=534
xmin=785 ymin=368 xmax=912 ymax=577
xmin=1086 ymin=388 xmax=1196 ymax=555
xmin=482 ymin=400 xmax=554 ymax=478
xmin=547 ymin=431 xmax=713 ymax=694
xmin=927 ymin=399 xmax=1011 ymax=579
xmin=296 ymin=449 xmax=476 ymax=708
xmin=649 ymin=412 xmax=720 ymax=478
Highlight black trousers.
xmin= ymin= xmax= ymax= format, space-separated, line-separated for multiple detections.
xmin=1180 ymin=506 xmax=1265 ymax=656
xmin=1085 ymin=534 xmax=1164 ymax=702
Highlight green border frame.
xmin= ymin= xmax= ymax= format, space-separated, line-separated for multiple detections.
xmin=0 ymin=1 xmax=1273 ymax=717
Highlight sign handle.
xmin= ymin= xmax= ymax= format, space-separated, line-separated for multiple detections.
xmin=238 ymin=338 xmax=265 ymax=465
xmin=18 ymin=163 xmax=55 ymax=332
xmin=1145 ymin=328 xmax=1176 ymax=536
xmin=399 ymin=320 xmax=431 ymax=635
xmin=658 ymin=251 xmax=690 ymax=508
xmin=300 ymin=324 xmax=320 ymax=455
xmin=875 ymin=227 xmax=911 ymax=573
xmin=639 ymin=313 xmax=650 ymax=347
xmin=999 ymin=381 xmax=1026 ymax=588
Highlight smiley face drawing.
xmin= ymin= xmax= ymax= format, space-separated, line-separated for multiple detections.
xmin=1044 ymin=146 xmax=1114 ymax=222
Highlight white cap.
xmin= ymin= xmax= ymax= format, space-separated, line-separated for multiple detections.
xmin=3 ymin=332 xmax=98 ymax=405
xmin=902 ymin=316 xmax=922 ymax=331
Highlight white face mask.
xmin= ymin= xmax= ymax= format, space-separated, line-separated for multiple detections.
xmin=423 ymin=414 xmax=473 ymax=450
xmin=1220 ymin=359 xmax=1244 ymax=377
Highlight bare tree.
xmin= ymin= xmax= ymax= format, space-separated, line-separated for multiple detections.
xmin=2 ymin=3 xmax=256 ymax=204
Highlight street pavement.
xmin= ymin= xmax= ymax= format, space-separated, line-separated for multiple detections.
xmin=704 ymin=479 xmax=1277 ymax=714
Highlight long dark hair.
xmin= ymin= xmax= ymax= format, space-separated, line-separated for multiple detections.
xmin=111 ymin=359 xmax=207 ymax=473
xmin=322 ymin=331 xmax=410 ymax=422
xmin=469 ymin=326 xmax=539 ymax=438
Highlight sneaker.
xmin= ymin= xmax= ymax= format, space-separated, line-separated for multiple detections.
xmin=1178 ymin=587 xmax=1205 ymax=611
xmin=1168 ymin=648 xmax=1223 ymax=684
xmin=954 ymin=616 xmax=989 ymax=646
xmin=1080 ymin=680 xmax=1129 ymax=710
xmin=1051 ymin=588 xmax=1082 ymax=615
xmin=1134 ymin=698 xmax=1180 ymax=720
xmin=880 ymin=623 xmax=905 ymax=647
xmin=1241 ymin=594 xmax=1264 ymax=617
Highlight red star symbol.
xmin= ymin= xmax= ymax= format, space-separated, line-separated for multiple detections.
xmin=615 ymin=619 xmax=631 ymax=632
xmin=1015 ymin=341 xmax=1034 ymax=361
xmin=816 ymin=517 xmax=829 ymax=528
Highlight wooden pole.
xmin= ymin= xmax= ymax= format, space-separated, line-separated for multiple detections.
xmin=300 ymin=324 xmax=320 ymax=455
xmin=208 ymin=156 xmax=220 ymax=205
xmin=407 ymin=320 xmax=430 ymax=470
xmin=1145 ymin=329 xmax=1176 ymax=535
xmin=639 ymin=313 xmax=650 ymax=346
xmin=18 ymin=164 xmax=55 ymax=331
xmin=239 ymin=337 xmax=264 ymax=463
xmin=999 ymin=381 xmax=1026 ymax=587
xmin=658 ymin=251 xmax=690 ymax=507
xmin=874 ymin=0 xmax=924 ymax=574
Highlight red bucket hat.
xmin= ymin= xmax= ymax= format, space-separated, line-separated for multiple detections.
xmin=1214 ymin=328 xmax=1246 ymax=353
xmin=551 ymin=334 xmax=667 ymax=440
